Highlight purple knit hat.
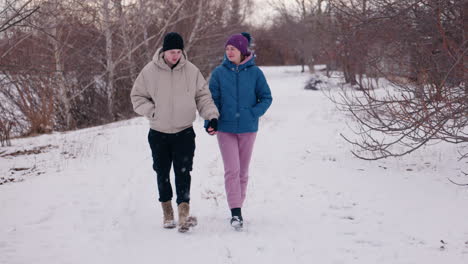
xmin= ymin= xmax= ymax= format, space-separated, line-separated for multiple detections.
xmin=225 ymin=33 xmax=250 ymax=56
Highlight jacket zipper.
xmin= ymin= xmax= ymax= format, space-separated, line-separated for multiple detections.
xmin=171 ymin=69 xmax=174 ymax=133
xmin=236 ymin=65 xmax=240 ymax=131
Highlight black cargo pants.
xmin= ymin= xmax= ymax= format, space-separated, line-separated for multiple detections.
xmin=148 ymin=127 xmax=196 ymax=205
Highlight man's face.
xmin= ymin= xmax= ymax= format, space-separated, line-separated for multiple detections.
xmin=164 ymin=49 xmax=182 ymax=66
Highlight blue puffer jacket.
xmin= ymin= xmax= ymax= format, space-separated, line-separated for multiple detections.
xmin=207 ymin=54 xmax=273 ymax=133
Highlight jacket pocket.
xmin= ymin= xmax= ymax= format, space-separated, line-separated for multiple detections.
xmin=240 ymin=107 xmax=255 ymax=120
xmin=220 ymin=105 xmax=237 ymax=121
xmin=174 ymin=100 xmax=196 ymax=127
xmin=150 ymin=105 xmax=159 ymax=120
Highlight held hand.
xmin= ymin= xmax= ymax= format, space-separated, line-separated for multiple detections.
xmin=205 ymin=118 xmax=218 ymax=136
xmin=207 ymin=127 xmax=217 ymax=135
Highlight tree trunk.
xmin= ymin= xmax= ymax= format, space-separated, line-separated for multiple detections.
xmin=317 ymin=0 xmax=323 ymax=15
xmin=52 ymin=17 xmax=74 ymax=129
xmin=103 ymin=0 xmax=115 ymax=119
xmin=463 ymin=0 xmax=468 ymax=99
xmin=300 ymin=50 xmax=305 ymax=73
xmin=343 ymin=43 xmax=357 ymax=85
xmin=113 ymin=0 xmax=122 ymax=17
xmin=121 ymin=17 xmax=137 ymax=83
xmin=230 ymin=0 xmax=241 ymax=26
xmin=185 ymin=0 xmax=203 ymax=53
xmin=138 ymin=0 xmax=151 ymax=61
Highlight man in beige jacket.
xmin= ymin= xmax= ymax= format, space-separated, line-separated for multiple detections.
xmin=131 ymin=32 xmax=219 ymax=233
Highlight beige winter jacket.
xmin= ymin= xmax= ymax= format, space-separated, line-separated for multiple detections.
xmin=130 ymin=48 xmax=219 ymax=133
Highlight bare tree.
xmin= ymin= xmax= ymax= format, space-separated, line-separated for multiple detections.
xmin=268 ymin=0 xmax=314 ymax=72
xmin=0 ymin=0 xmax=39 ymax=141
xmin=101 ymin=0 xmax=117 ymax=119
xmin=263 ymin=0 xmax=334 ymax=72
xmin=1 ymin=72 xmax=55 ymax=135
xmin=0 ymin=0 xmax=254 ymax=139
xmin=185 ymin=0 xmax=204 ymax=53
xmin=0 ymin=0 xmax=39 ymax=33
xmin=332 ymin=0 xmax=468 ymax=160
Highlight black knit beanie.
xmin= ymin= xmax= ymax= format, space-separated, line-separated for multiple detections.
xmin=162 ymin=32 xmax=184 ymax=51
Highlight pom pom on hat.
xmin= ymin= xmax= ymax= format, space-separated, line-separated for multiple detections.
xmin=241 ymin=32 xmax=252 ymax=46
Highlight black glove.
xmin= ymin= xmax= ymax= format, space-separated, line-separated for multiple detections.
xmin=205 ymin=118 xmax=218 ymax=133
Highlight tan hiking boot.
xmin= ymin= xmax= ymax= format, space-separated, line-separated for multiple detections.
xmin=161 ymin=201 xmax=176 ymax=229
xmin=178 ymin=202 xmax=197 ymax=233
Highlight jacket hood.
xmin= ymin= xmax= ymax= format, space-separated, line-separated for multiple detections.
xmin=153 ymin=47 xmax=188 ymax=71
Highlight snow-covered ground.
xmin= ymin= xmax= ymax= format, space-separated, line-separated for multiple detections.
xmin=1 ymin=66 xmax=467 ymax=264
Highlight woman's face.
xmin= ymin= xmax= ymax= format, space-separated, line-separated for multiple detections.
xmin=225 ymin=45 xmax=241 ymax=64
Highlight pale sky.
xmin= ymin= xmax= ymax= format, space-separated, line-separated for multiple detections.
xmin=247 ymin=0 xmax=275 ymax=26
xmin=248 ymin=0 xmax=295 ymax=27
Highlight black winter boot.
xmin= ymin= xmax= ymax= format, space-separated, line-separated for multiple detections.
xmin=230 ymin=208 xmax=243 ymax=230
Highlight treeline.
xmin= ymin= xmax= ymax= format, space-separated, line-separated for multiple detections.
xmin=255 ymin=0 xmax=466 ymax=85
xmin=0 ymin=0 xmax=251 ymax=143
xmin=253 ymin=0 xmax=467 ymax=160
xmin=1 ymin=0 xmax=467 ymax=160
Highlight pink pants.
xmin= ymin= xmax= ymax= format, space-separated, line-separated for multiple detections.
xmin=217 ymin=132 xmax=257 ymax=209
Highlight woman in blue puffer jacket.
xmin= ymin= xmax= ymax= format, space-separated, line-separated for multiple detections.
xmin=205 ymin=32 xmax=273 ymax=229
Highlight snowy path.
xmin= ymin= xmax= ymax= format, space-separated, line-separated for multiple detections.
xmin=1 ymin=66 xmax=468 ymax=264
